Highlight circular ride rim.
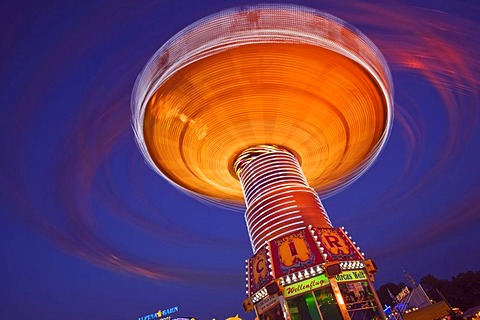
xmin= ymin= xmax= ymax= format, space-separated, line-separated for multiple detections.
xmin=131 ymin=4 xmax=394 ymax=206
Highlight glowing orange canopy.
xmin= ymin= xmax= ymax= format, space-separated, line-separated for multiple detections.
xmin=132 ymin=4 xmax=393 ymax=205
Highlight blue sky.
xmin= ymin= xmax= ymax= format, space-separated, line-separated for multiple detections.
xmin=1 ymin=0 xmax=479 ymax=319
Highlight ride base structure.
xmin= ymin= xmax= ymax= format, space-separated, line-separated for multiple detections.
xmin=131 ymin=4 xmax=393 ymax=320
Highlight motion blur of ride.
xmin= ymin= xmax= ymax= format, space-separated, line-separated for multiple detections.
xmin=132 ymin=4 xmax=394 ymax=319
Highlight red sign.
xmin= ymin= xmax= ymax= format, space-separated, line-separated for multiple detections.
xmin=247 ymin=245 xmax=273 ymax=295
xmin=269 ymin=229 xmax=325 ymax=278
xmin=311 ymin=227 xmax=363 ymax=261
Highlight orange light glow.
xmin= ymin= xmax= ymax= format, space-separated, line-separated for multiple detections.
xmin=132 ymin=5 xmax=393 ymax=205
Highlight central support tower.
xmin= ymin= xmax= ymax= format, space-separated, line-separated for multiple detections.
xmin=234 ymin=145 xmax=332 ymax=252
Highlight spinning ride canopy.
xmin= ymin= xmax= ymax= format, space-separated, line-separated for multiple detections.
xmin=132 ymin=4 xmax=394 ymax=205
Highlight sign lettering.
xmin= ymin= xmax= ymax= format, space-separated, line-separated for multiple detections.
xmin=279 ymin=235 xmax=311 ymax=267
xmin=324 ymin=235 xmax=341 ymax=248
xmin=396 ymin=286 xmax=410 ymax=302
xmin=288 ymin=241 xmax=298 ymax=256
xmin=321 ymin=230 xmax=350 ymax=255
xmin=284 ymin=274 xmax=329 ymax=298
xmin=255 ymin=258 xmax=265 ymax=274
xmin=138 ymin=306 xmax=179 ymax=320
xmin=256 ymin=295 xmax=279 ymax=313
xmin=335 ymin=270 xmax=367 ymax=283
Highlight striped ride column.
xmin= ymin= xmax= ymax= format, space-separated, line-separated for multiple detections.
xmin=234 ymin=145 xmax=332 ymax=253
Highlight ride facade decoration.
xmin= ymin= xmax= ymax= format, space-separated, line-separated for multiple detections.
xmin=132 ymin=4 xmax=393 ymax=319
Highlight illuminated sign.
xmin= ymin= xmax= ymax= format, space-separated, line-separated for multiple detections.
xmin=138 ymin=306 xmax=179 ymax=320
xmin=322 ymin=229 xmax=350 ymax=256
xmin=256 ymin=295 xmax=279 ymax=313
xmin=396 ymin=286 xmax=410 ymax=302
xmin=335 ymin=270 xmax=367 ymax=283
xmin=284 ymin=274 xmax=329 ymax=298
xmin=248 ymin=246 xmax=272 ymax=295
xmin=311 ymin=227 xmax=363 ymax=261
xmin=269 ymin=229 xmax=325 ymax=278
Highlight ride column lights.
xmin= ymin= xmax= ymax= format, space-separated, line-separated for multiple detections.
xmin=238 ymin=146 xmax=385 ymax=319
xmin=131 ymin=4 xmax=393 ymax=320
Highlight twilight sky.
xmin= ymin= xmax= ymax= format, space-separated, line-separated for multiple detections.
xmin=1 ymin=0 xmax=479 ymax=319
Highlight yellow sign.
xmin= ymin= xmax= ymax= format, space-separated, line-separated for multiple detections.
xmin=284 ymin=274 xmax=329 ymax=298
xmin=278 ymin=233 xmax=311 ymax=267
xmin=251 ymin=250 xmax=268 ymax=286
xmin=335 ymin=270 xmax=367 ymax=283
xmin=321 ymin=229 xmax=350 ymax=255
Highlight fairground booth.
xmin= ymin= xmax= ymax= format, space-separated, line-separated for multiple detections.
xmin=244 ymin=227 xmax=384 ymax=320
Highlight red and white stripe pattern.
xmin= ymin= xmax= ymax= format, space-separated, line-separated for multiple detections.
xmin=235 ymin=145 xmax=332 ymax=252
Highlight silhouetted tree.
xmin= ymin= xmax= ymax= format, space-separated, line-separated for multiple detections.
xmin=420 ymin=274 xmax=443 ymax=301
xmin=419 ymin=270 xmax=480 ymax=311
xmin=449 ymin=271 xmax=480 ymax=311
